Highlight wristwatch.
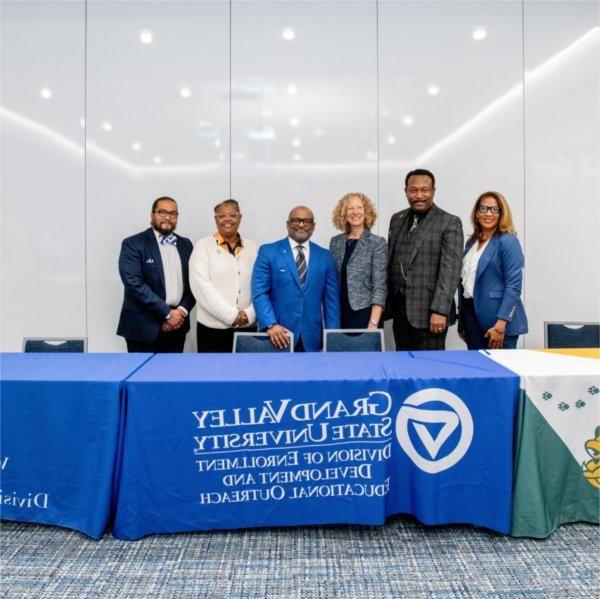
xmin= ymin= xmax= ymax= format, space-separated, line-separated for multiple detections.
xmin=369 ymin=320 xmax=379 ymax=326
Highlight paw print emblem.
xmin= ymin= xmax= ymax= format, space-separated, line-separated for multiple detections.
xmin=588 ymin=386 xmax=599 ymax=395
xmin=576 ymin=400 xmax=586 ymax=409
xmin=542 ymin=392 xmax=553 ymax=401
xmin=558 ymin=402 xmax=569 ymax=411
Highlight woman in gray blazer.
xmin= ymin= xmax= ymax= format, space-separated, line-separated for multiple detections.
xmin=329 ymin=193 xmax=388 ymax=329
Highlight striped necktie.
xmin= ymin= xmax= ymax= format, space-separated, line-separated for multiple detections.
xmin=295 ymin=245 xmax=307 ymax=285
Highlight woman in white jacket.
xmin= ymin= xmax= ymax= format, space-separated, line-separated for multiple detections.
xmin=189 ymin=199 xmax=257 ymax=352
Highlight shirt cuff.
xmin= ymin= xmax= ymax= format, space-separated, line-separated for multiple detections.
xmin=177 ymin=306 xmax=189 ymax=317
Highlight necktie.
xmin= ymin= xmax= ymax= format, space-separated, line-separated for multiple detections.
xmin=159 ymin=234 xmax=177 ymax=246
xmin=295 ymin=245 xmax=307 ymax=285
xmin=409 ymin=214 xmax=419 ymax=233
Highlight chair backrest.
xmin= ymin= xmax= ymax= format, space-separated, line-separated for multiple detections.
xmin=323 ymin=329 xmax=384 ymax=352
xmin=233 ymin=332 xmax=294 ymax=353
xmin=23 ymin=338 xmax=87 ymax=353
xmin=544 ymin=322 xmax=600 ymax=349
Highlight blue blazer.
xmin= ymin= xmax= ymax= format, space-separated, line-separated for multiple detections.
xmin=252 ymin=238 xmax=341 ymax=351
xmin=458 ymin=233 xmax=528 ymax=336
xmin=117 ymin=228 xmax=195 ymax=343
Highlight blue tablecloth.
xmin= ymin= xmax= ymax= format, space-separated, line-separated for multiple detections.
xmin=0 ymin=353 xmax=152 ymax=539
xmin=114 ymin=351 xmax=519 ymax=540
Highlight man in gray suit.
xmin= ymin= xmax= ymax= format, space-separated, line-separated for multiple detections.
xmin=386 ymin=169 xmax=463 ymax=350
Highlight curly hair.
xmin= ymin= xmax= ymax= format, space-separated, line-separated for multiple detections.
xmin=470 ymin=191 xmax=517 ymax=241
xmin=332 ymin=193 xmax=377 ymax=232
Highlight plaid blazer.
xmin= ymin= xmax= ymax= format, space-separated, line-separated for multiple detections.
xmin=386 ymin=204 xmax=463 ymax=328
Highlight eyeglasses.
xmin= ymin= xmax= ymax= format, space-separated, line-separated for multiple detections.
xmin=288 ymin=218 xmax=314 ymax=226
xmin=477 ymin=205 xmax=500 ymax=215
xmin=154 ymin=209 xmax=179 ymax=219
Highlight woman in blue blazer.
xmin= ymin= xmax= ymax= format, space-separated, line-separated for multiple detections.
xmin=329 ymin=193 xmax=387 ymax=329
xmin=458 ymin=191 xmax=528 ymax=349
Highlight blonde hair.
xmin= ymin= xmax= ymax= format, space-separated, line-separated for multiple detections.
xmin=470 ymin=191 xmax=517 ymax=241
xmin=332 ymin=193 xmax=377 ymax=232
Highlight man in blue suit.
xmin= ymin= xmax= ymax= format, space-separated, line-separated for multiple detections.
xmin=117 ymin=197 xmax=195 ymax=352
xmin=252 ymin=206 xmax=340 ymax=351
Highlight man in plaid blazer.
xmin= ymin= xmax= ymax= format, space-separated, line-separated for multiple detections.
xmin=386 ymin=169 xmax=463 ymax=350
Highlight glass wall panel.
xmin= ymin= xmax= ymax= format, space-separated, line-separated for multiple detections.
xmin=1 ymin=0 xmax=86 ymax=350
xmin=523 ymin=0 xmax=600 ymax=347
xmin=86 ymin=0 xmax=230 ymax=351
xmin=230 ymin=0 xmax=378 ymax=247
xmin=379 ymin=0 xmax=524 ymax=349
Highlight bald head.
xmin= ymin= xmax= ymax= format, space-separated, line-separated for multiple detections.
xmin=287 ymin=205 xmax=315 ymax=243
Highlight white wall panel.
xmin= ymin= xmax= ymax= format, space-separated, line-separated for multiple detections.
xmin=523 ymin=0 xmax=600 ymax=348
xmin=85 ymin=0 xmax=230 ymax=351
xmin=379 ymin=0 xmax=524 ymax=349
xmin=1 ymin=0 xmax=85 ymax=351
xmin=230 ymin=0 xmax=378 ymax=247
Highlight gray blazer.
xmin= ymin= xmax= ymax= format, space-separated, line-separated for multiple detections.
xmin=329 ymin=229 xmax=387 ymax=311
xmin=386 ymin=204 xmax=463 ymax=328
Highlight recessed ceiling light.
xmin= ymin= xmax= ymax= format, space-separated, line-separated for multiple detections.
xmin=219 ymin=153 xmax=224 ymax=161
xmin=140 ymin=30 xmax=153 ymax=44
xmin=386 ymin=134 xmax=396 ymax=145
xmin=153 ymin=156 xmax=162 ymax=164
xmin=287 ymin=84 xmax=298 ymax=96
xmin=282 ymin=28 xmax=295 ymax=40
xmin=79 ymin=117 xmax=85 ymax=128
xmin=292 ymin=138 xmax=301 ymax=147
xmin=214 ymin=140 xmax=221 ymax=148
xmin=313 ymin=128 xmax=324 ymax=137
xmin=260 ymin=109 xmax=272 ymax=118
xmin=401 ymin=116 xmax=413 ymax=126
xmin=132 ymin=142 xmax=141 ymax=151
xmin=179 ymin=87 xmax=191 ymax=99
xmin=40 ymin=87 xmax=52 ymax=99
xmin=290 ymin=117 xmax=300 ymax=127
xmin=472 ymin=28 xmax=487 ymax=41
xmin=293 ymin=154 xmax=301 ymax=161
xmin=428 ymin=85 xmax=440 ymax=96
xmin=366 ymin=150 xmax=377 ymax=160
xmin=101 ymin=121 xmax=113 ymax=132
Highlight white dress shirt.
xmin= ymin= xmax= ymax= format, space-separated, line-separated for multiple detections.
xmin=461 ymin=239 xmax=488 ymax=298
xmin=153 ymin=229 xmax=184 ymax=308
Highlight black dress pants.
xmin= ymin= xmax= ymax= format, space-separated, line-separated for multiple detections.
xmin=126 ymin=327 xmax=187 ymax=353
xmin=391 ymin=292 xmax=447 ymax=351
xmin=197 ymin=322 xmax=257 ymax=353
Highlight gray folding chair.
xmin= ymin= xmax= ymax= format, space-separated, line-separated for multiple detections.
xmin=323 ymin=329 xmax=384 ymax=352
xmin=544 ymin=322 xmax=600 ymax=349
xmin=23 ymin=338 xmax=87 ymax=353
xmin=233 ymin=332 xmax=294 ymax=353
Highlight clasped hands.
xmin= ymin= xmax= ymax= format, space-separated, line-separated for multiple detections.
xmin=160 ymin=308 xmax=186 ymax=333
xmin=232 ymin=310 xmax=249 ymax=328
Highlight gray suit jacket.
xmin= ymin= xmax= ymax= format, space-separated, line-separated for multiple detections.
xmin=329 ymin=229 xmax=387 ymax=311
xmin=386 ymin=204 xmax=463 ymax=328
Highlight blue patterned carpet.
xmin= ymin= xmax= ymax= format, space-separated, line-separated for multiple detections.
xmin=1 ymin=517 xmax=597 ymax=598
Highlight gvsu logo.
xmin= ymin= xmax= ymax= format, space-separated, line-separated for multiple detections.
xmin=395 ymin=388 xmax=473 ymax=474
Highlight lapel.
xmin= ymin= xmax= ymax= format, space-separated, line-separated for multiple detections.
xmin=407 ymin=204 xmax=440 ymax=266
xmin=387 ymin=211 xmax=408 ymax=266
xmin=146 ymin=228 xmax=166 ymax=294
xmin=346 ymin=229 xmax=370 ymax=267
xmin=279 ymin=238 xmax=303 ymax=290
xmin=475 ymin=234 xmax=500 ymax=283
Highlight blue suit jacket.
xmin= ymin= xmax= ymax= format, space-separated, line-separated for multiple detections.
xmin=252 ymin=238 xmax=341 ymax=351
xmin=458 ymin=233 xmax=528 ymax=336
xmin=117 ymin=228 xmax=195 ymax=343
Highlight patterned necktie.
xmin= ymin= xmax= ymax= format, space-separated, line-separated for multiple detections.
xmin=159 ymin=234 xmax=177 ymax=246
xmin=409 ymin=214 xmax=419 ymax=233
xmin=295 ymin=245 xmax=307 ymax=285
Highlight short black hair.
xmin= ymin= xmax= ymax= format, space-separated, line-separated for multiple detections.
xmin=213 ymin=199 xmax=240 ymax=213
xmin=152 ymin=196 xmax=177 ymax=212
xmin=405 ymin=169 xmax=435 ymax=188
